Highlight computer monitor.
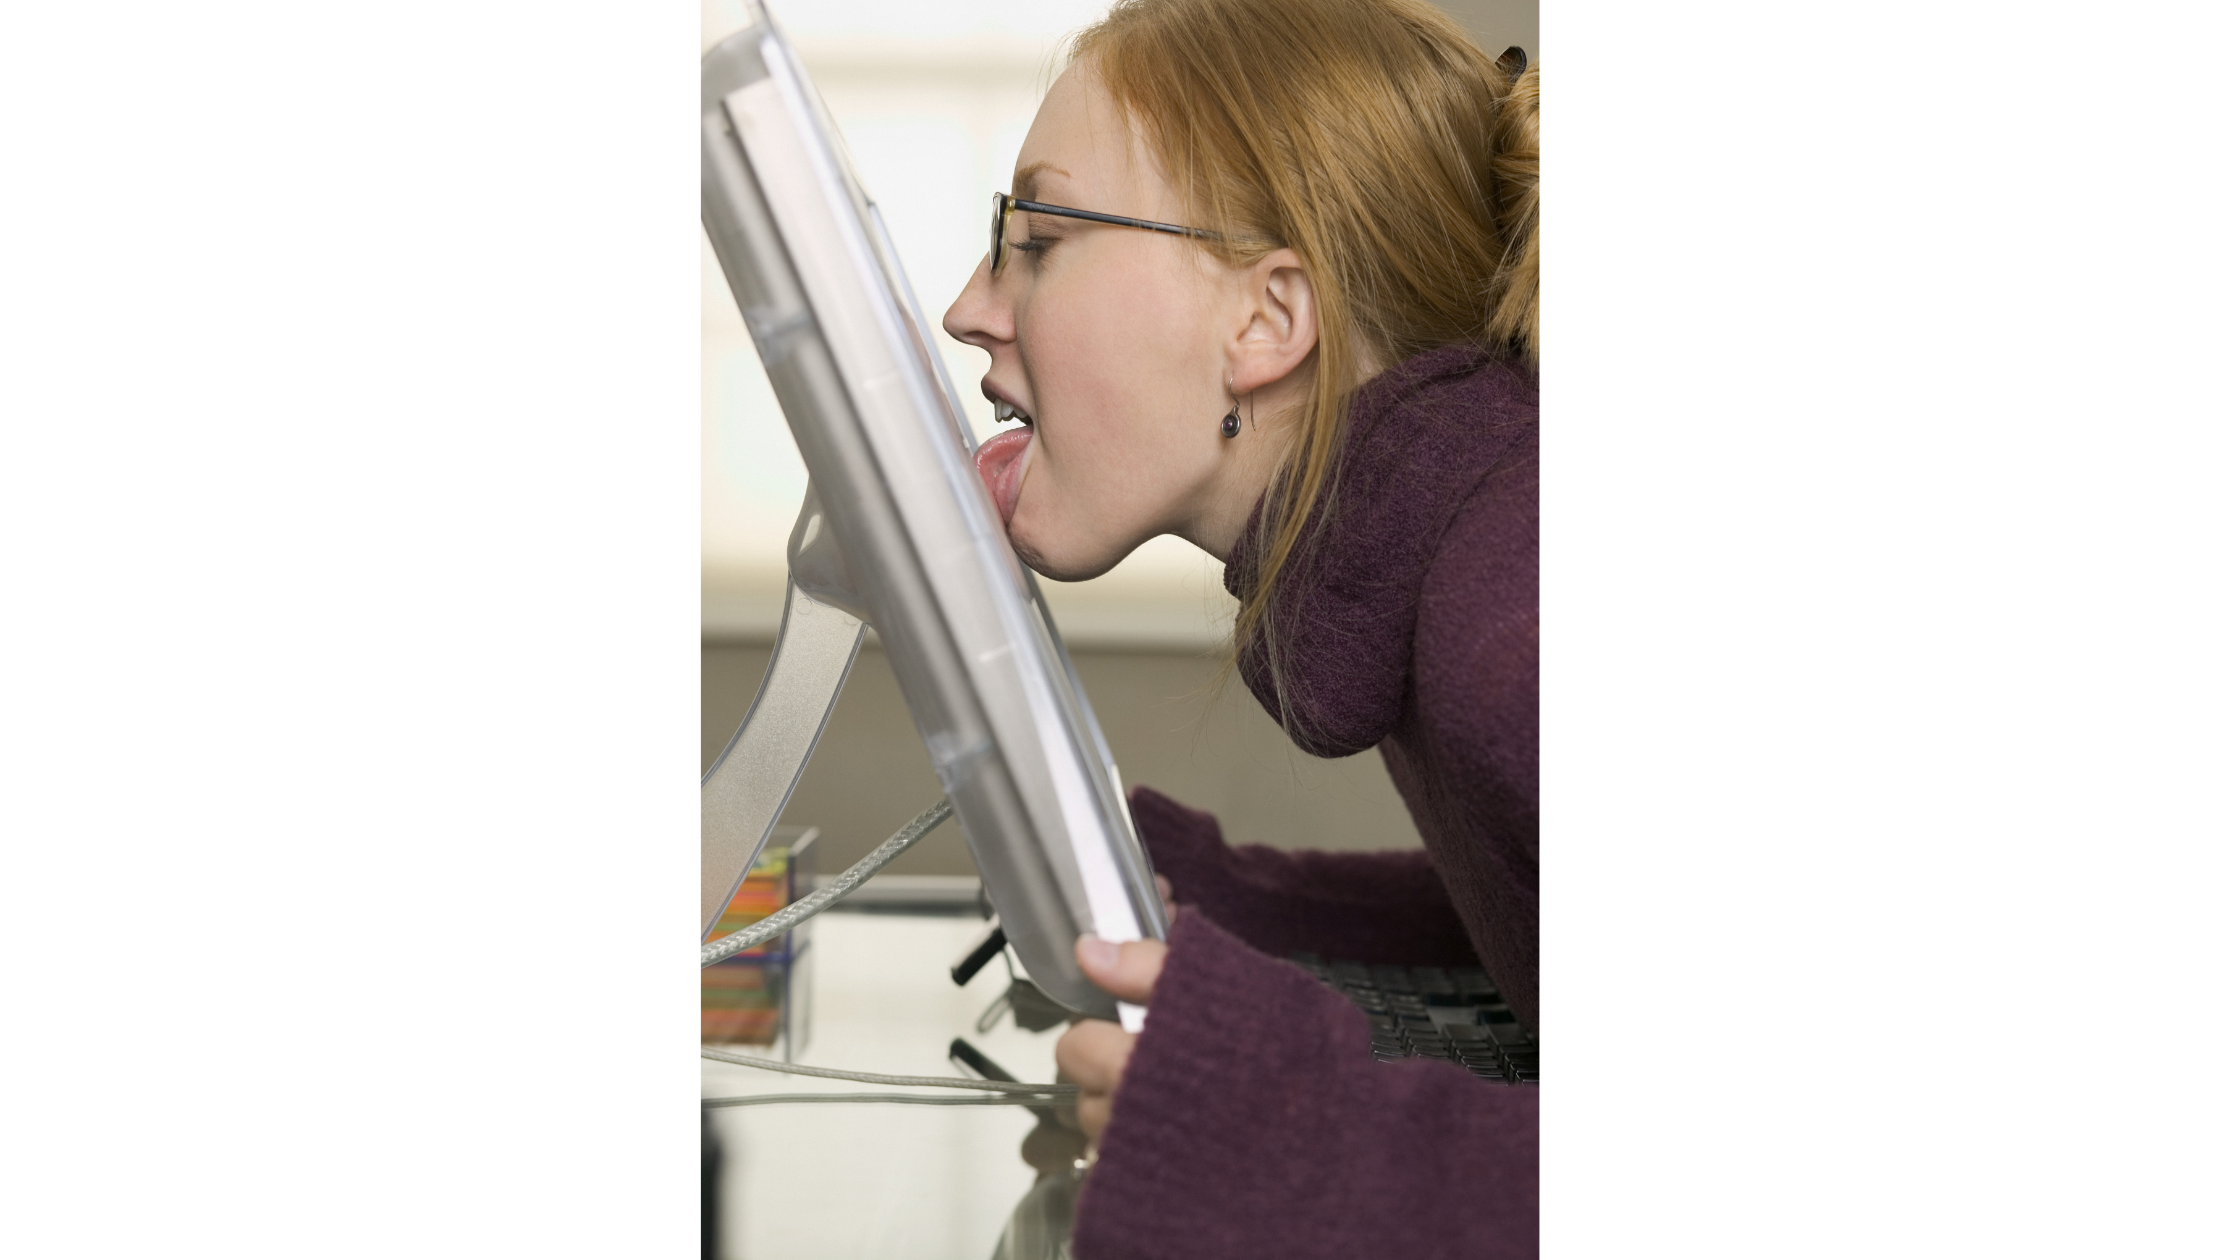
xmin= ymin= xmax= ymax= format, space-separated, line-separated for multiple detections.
xmin=699 ymin=3 xmax=1166 ymax=1024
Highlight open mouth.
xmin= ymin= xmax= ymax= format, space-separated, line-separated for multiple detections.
xmin=976 ymin=400 xmax=1036 ymax=527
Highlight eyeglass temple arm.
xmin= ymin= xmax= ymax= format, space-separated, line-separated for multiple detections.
xmin=1011 ymin=199 xmax=1213 ymax=240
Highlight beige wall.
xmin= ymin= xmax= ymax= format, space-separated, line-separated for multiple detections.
xmin=1439 ymin=0 xmax=1537 ymax=64
xmin=704 ymin=642 xmax=1421 ymax=876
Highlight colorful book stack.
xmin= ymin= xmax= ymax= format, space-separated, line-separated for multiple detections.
xmin=701 ymin=827 xmax=816 ymax=1057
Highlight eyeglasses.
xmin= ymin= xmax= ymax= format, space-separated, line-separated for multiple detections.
xmin=989 ymin=191 xmax=1218 ymax=276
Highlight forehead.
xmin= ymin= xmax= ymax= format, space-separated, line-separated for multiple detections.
xmin=1012 ymin=62 xmax=1162 ymax=212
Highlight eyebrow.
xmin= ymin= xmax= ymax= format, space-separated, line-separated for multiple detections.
xmin=1012 ymin=161 xmax=1071 ymax=202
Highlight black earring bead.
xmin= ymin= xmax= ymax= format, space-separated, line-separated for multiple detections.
xmin=1221 ymin=408 xmax=1241 ymax=439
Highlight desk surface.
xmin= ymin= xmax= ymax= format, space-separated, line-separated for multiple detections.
xmin=703 ymin=906 xmax=1069 ymax=1260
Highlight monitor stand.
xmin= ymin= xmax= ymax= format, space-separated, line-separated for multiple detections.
xmin=701 ymin=486 xmax=867 ymax=939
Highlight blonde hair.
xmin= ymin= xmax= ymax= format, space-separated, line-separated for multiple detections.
xmin=1068 ymin=0 xmax=1538 ymax=692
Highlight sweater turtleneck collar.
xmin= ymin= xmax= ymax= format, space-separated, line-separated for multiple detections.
xmin=1222 ymin=343 xmax=1537 ymax=757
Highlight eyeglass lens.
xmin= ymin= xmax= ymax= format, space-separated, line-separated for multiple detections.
xmin=989 ymin=193 xmax=1009 ymax=276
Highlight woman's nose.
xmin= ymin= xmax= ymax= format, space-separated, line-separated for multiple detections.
xmin=941 ymin=258 xmax=1007 ymax=350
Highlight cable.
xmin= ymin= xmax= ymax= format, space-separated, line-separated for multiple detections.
xmin=701 ymin=798 xmax=953 ymax=968
xmin=699 ymin=1046 xmax=1078 ymax=1097
xmin=703 ymin=1092 xmax=1070 ymax=1109
xmin=697 ymin=799 xmax=1078 ymax=1115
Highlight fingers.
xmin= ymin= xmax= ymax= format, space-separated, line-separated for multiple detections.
xmin=1055 ymin=1019 xmax=1135 ymax=1144
xmin=1055 ymin=1018 xmax=1133 ymax=1093
xmin=1075 ymin=935 xmax=1169 ymax=1004
xmin=1062 ymin=936 xmax=1167 ymax=1144
xmin=1154 ymin=874 xmax=1178 ymax=924
xmin=1020 ymin=1115 xmax=1088 ymax=1175
xmin=1077 ymin=1092 xmax=1113 ymax=1144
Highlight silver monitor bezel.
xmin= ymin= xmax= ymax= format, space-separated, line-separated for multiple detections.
xmin=700 ymin=6 xmax=1166 ymax=1021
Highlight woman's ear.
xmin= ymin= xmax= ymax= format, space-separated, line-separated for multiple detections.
xmin=1227 ymin=248 xmax=1318 ymax=395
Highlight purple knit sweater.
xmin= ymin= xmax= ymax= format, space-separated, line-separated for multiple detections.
xmin=1071 ymin=344 xmax=1539 ymax=1258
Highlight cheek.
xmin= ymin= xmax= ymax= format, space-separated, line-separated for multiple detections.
xmin=1020 ymin=267 xmax=1212 ymax=510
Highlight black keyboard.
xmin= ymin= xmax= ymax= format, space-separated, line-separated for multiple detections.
xmin=1289 ymin=954 xmax=1538 ymax=1085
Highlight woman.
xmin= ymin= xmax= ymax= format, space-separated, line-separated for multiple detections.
xmin=941 ymin=0 xmax=1538 ymax=1253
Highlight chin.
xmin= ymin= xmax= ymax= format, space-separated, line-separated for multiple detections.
xmin=1009 ymin=523 xmax=1126 ymax=584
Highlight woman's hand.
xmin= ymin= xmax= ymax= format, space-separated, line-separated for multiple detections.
xmin=1052 ymin=877 xmax=1180 ymax=1143
xmin=1054 ymin=934 xmax=1170 ymax=1143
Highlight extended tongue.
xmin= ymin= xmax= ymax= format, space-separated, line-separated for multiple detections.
xmin=974 ymin=428 xmax=1034 ymax=526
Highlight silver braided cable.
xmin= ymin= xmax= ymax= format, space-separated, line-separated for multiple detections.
xmin=699 ymin=1046 xmax=1079 ymax=1096
xmin=700 ymin=798 xmax=953 ymax=968
xmin=702 ymin=1092 xmax=1072 ymax=1109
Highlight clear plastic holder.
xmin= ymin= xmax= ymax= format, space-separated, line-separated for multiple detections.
xmin=702 ymin=826 xmax=818 ymax=1061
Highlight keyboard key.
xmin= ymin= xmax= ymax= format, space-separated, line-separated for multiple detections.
xmin=1314 ymin=956 xmax=1531 ymax=1086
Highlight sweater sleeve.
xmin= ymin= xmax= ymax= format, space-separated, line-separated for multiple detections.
xmin=1131 ymin=785 xmax=1480 ymax=968
xmin=1070 ymin=910 xmax=1538 ymax=1260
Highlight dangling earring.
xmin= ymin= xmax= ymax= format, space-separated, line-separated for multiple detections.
xmin=1221 ymin=381 xmax=1242 ymax=439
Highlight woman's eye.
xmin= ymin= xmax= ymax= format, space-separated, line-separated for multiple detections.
xmin=1008 ymin=235 xmax=1053 ymax=265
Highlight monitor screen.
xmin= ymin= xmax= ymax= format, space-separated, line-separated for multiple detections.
xmin=699 ymin=3 xmax=1166 ymax=1023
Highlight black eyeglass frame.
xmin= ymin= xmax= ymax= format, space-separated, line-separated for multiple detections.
xmin=989 ymin=192 xmax=1219 ymax=276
